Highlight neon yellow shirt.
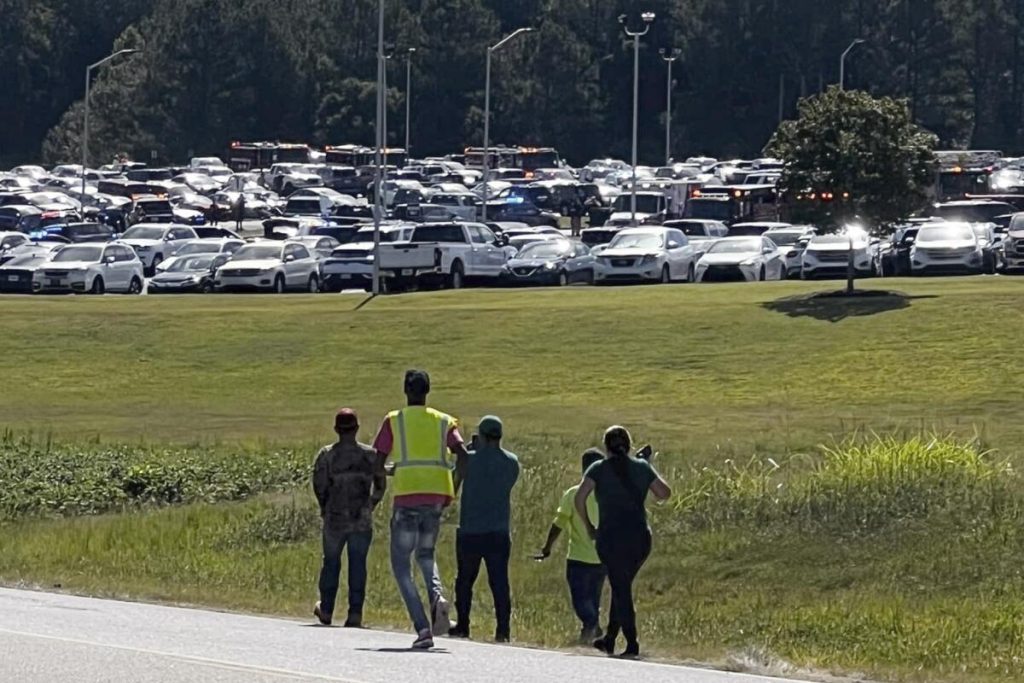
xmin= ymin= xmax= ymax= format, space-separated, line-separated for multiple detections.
xmin=554 ymin=485 xmax=600 ymax=565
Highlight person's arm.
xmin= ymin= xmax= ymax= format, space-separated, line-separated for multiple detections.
xmin=370 ymin=452 xmax=387 ymax=508
xmin=535 ymin=524 xmax=562 ymax=561
xmin=649 ymin=467 xmax=672 ymax=501
xmin=574 ymin=477 xmax=597 ymax=540
xmin=451 ymin=441 xmax=469 ymax=494
xmin=312 ymin=449 xmax=329 ymax=516
xmin=372 ymin=418 xmax=393 ymax=476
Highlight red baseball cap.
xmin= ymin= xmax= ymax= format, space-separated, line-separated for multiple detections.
xmin=335 ymin=408 xmax=359 ymax=431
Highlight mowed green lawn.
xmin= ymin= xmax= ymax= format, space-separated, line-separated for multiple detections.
xmin=0 ymin=278 xmax=1021 ymax=457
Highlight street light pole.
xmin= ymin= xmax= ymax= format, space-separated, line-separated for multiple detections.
xmin=382 ymin=52 xmax=392 ymax=170
xmin=82 ymin=48 xmax=139 ymax=199
xmin=620 ymin=12 xmax=655 ymax=226
xmin=660 ymin=48 xmax=679 ymax=167
xmin=840 ymin=39 xmax=865 ymax=91
xmin=372 ymin=0 xmax=385 ymax=295
xmin=482 ymin=27 xmax=533 ymax=222
xmin=405 ymin=48 xmax=415 ymax=160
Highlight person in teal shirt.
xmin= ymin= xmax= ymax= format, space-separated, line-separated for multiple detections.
xmin=450 ymin=416 xmax=520 ymax=642
xmin=536 ymin=448 xmax=607 ymax=641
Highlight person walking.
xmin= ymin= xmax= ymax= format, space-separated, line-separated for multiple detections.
xmin=234 ymin=193 xmax=246 ymax=231
xmin=312 ymin=408 xmax=386 ymax=628
xmin=575 ymin=426 xmax=671 ymax=659
xmin=535 ymin=448 xmax=606 ymax=641
xmin=449 ymin=416 xmax=520 ymax=642
xmin=373 ymin=369 xmax=469 ymax=650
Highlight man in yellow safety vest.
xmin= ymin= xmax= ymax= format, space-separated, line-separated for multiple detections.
xmin=373 ymin=369 xmax=469 ymax=650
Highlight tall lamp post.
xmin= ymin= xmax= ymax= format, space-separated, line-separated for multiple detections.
xmin=82 ymin=48 xmax=139 ymax=198
xmin=482 ymin=27 xmax=533 ymax=221
xmin=404 ymin=48 xmax=416 ymax=159
xmin=839 ymin=39 xmax=865 ymax=91
xmin=659 ymin=48 xmax=680 ymax=167
xmin=372 ymin=0 xmax=385 ymax=295
xmin=620 ymin=12 xmax=655 ymax=225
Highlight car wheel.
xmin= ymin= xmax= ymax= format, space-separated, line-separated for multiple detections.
xmin=127 ymin=276 xmax=143 ymax=295
xmin=687 ymin=263 xmax=696 ymax=283
xmin=660 ymin=265 xmax=671 ymax=284
xmin=307 ymin=274 xmax=319 ymax=293
xmin=151 ymin=254 xmax=163 ymax=274
xmin=90 ymin=277 xmax=105 ymax=295
xmin=759 ymin=265 xmax=766 ymax=281
xmin=201 ymin=281 xmax=214 ymax=294
xmin=273 ymin=274 xmax=286 ymax=293
xmin=779 ymin=265 xmax=788 ymax=280
xmin=558 ymin=271 xmax=569 ymax=287
xmin=448 ymin=261 xmax=465 ymax=289
xmin=585 ymin=269 xmax=595 ymax=285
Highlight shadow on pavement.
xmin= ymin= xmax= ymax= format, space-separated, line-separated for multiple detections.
xmin=762 ymin=290 xmax=937 ymax=323
xmin=354 ymin=647 xmax=451 ymax=654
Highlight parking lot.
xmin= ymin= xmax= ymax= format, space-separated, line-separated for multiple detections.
xmin=3 ymin=145 xmax=1022 ymax=297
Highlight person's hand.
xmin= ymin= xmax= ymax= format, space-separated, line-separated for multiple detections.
xmin=533 ymin=548 xmax=551 ymax=562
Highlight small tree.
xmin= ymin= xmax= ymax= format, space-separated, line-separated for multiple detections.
xmin=766 ymin=87 xmax=937 ymax=293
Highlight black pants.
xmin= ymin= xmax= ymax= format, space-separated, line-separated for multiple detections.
xmin=597 ymin=527 xmax=652 ymax=648
xmin=454 ymin=530 xmax=512 ymax=636
xmin=566 ymin=560 xmax=606 ymax=631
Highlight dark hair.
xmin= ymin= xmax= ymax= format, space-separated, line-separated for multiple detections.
xmin=603 ymin=426 xmax=633 ymax=484
xmin=581 ymin=448 xmax=603 ymax=473
xmin=404 ymin=369 xmax=430 ymax=395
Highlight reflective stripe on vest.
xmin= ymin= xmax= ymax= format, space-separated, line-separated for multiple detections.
xmin=394 ymin=411 xmax=450 ymax=469
xmin=389 ymin=407 xmax=456 ymax=499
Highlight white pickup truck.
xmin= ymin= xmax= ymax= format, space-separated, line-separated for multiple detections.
xmin=320 ymin=223 xmax=415 ymax=292
xmin=377 ymin=222 xmax=508 ymax=290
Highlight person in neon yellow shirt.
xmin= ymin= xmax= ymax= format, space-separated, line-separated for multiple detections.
xmin=535 ymin=448 xmax=606 ymax=641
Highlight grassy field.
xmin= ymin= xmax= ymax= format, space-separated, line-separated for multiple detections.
xmin=2 ymin=278 xmax=1024 ymax=682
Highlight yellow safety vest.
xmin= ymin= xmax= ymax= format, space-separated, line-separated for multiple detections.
xmin=389 ymin=406 xmax=456 ymax=498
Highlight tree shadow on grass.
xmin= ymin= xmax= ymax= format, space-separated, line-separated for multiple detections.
xmin=762 ymin=289 xmax=938 ymax=323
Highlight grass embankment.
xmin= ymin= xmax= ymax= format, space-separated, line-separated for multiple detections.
xmin=1 ymin=278 xmax=1023 ymax=681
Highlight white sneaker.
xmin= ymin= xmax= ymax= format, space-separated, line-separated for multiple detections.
xmin=431 ymin=596 xmax=451 ymax=636
xmin=413 ymin=629 xmax=434 ymax=650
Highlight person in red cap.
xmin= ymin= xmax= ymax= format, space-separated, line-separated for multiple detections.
xmin=312 ymin=408 xmax=386 ymax=628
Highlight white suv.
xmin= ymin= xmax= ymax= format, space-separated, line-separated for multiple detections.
xmin=214 ymin=240 xmax=321 ymax=293
xmin=34 ymin=243 xmax=144 ymax=294
xmin=119 ymin=223 xmax=198 ymax=275
xmin=910 ymin=222 xmax=984 ymax=275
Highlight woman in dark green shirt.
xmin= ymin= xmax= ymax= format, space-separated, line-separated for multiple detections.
xmin=574 ymin=426 xmax=671 ymax=659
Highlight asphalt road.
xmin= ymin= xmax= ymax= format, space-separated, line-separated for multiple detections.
xmin=0 ymin=588 xmax=812 ymax=683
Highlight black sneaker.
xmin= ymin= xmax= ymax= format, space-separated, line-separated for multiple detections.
xmin=343 ymin=613 xmax=362 ymax=628
xmin=593 ymin=636 xmax=615 ymax=655
xmin=313 ymin=601 xmax=332 ymax=626
xmin=495 ymin=631 xmax=510 ymax=643
xmin=448 ymin=623 xmax=470 ymax=639
xmin=619 ymin=643 xmax=641 ymax=660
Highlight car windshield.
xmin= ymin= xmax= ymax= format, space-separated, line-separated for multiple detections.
xmin=233 ymin=245 xmax=282 ymax=260
xmin=765 ymin=232 xmax=802 ymax=246
xmin=516 ymin=241 xmax=573 ymax=259
xmin=167 ymin=256 xmax=215 ymax=272
xmin=176 ymin=242 xmax=220 ymax=255
xmin=707 ymin=238 xmax=761 ymax=254
xmin=52 ymin=245 xmax=103 ymax=262
xmin=918 ymin=224 xmax=975 ymax=242
xmin=121 ymin=226 xmax=165 ymax=240
xmin=812 ymin=234 xmax=868 ymax=247
xmin=609 ymin=232 xmax=664 ymax=250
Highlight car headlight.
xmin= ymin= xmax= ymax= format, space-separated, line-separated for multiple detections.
xmin=136 ymin=245 xmax=151 ymax=252
xmin=740 ymin=258 xmax=758 ymax=267
xmin=639 ymin=255 xmax=657 ymax=265
xmin=543 ymin=262 xmax=558 ymax=270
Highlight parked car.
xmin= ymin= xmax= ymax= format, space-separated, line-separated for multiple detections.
xmin=377 ymin=222 xmax=508 ymax=290
xmin=214 ymin=240 xmax=321 ymax=293
xmin=593 ymin=227 xmax=698 ymax=284
xmin=33 ymin=222 xmax=118 ymax=244
xmin=155 ymin=238 xmax=244 ymax=272
xmin=910 ymin=222 xmax=985 ymax=275
xmin=801 ymin=233 xmax=879 ymax=280
xmin=320 ymin=224 xmax=415 ymax=292
xmin=0 ymin=205 xmax=43 ymax=233
xmin=0 ymin=231 xmax=32 ymax=257
xmin=501 ymin=239 xmax=596 ymax=286
xmin=694 ymin=236 xmax=785 ymax=282
xmin=729 ymin=221 xmax=791 ymax=236
xmin=286 ymin=235 xmax=341 ymax=260
xmin=427 ymin=192 xmax=481 ymax=221
xmin=119 ymin=224 xmax=199 ymax=275
xmin=33 ymin=242 xmax=144 ymax=294
xmin=149 ymin=254 xmax=225 ymax=294
xmin=662 ymin=219 xmax=729 ymax=244
xmin=880 ymin=226 xmax=920 ymax=276
xmin=1002 ymin=214 xmax=1024 ymax=271
xmin=0 ymin=252 xmax=50 ymax=293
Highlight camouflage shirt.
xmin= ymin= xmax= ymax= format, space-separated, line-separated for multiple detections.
xmin=312 ymin=440 xmax=385 ymax=533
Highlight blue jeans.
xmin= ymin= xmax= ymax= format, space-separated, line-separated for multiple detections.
xmin=390 ymin=504 xmax=445 ymax=633
xmin=566 ymin=560 xmax=606 ymax=631
xmin=318 ymin=526 xmax=373 ymax=618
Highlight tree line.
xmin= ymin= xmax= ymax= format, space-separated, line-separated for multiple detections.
xmin=2 ymin=0 xmax=1023 ymax=167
